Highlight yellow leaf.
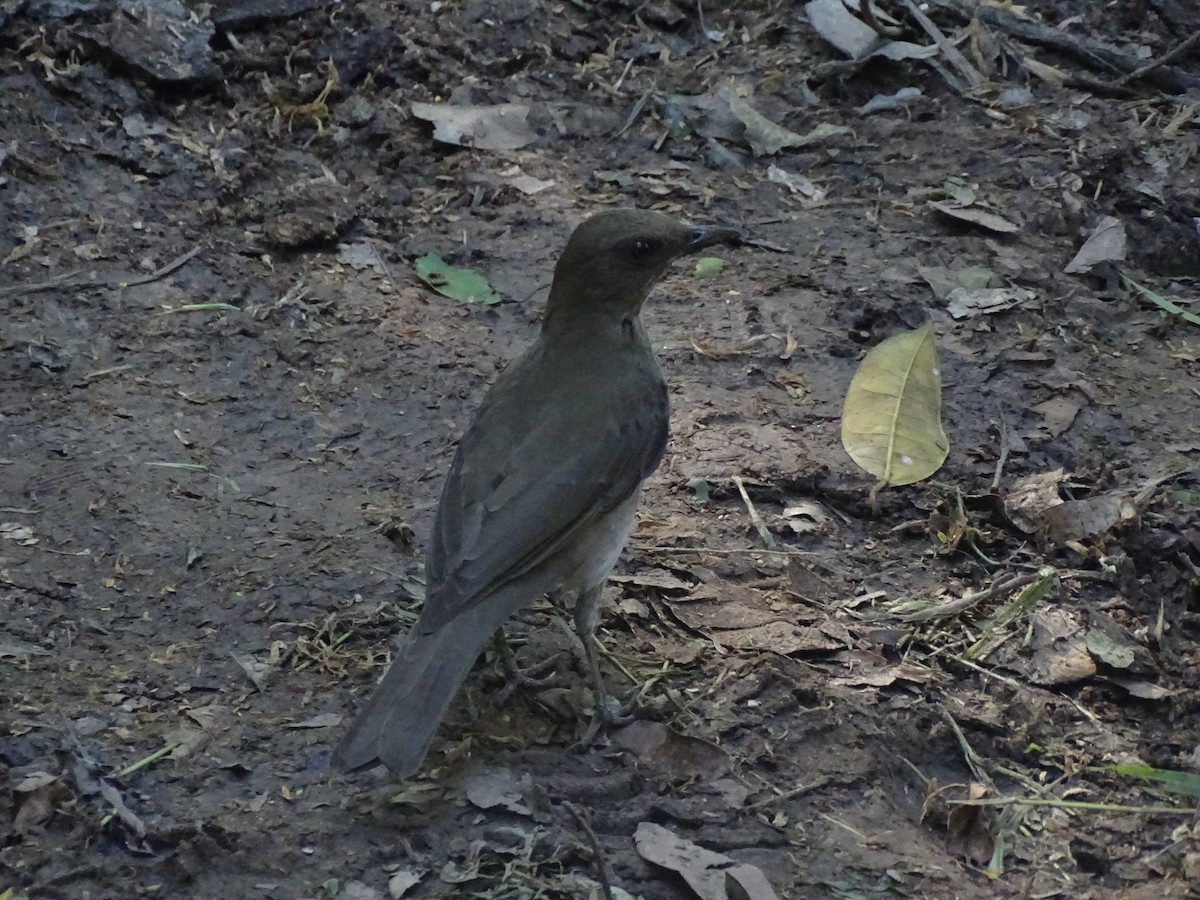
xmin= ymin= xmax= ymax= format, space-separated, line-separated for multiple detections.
xmin=841 ymin=322 xmax=949 ymax=485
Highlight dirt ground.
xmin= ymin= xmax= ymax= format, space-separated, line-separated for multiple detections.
xmin=2 ymin=0 xmax=1199 ymax=898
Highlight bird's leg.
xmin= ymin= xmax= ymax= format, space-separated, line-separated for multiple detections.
xmin=492 ymin=627 xmax=566 ymax=704
xmin=574 ymin=584 xmax=635 ymax=745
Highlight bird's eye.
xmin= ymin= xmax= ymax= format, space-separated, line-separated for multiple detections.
xmin=629 ymin=238 xmax=659 ymax=260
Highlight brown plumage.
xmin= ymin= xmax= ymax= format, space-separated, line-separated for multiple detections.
xmin=334 ymin=208 xmax=740 ymax=777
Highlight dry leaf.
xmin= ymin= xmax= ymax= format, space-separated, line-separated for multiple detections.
xmin=929 ymin=200 xmax=1020 ymax=234
xmin=410 ymin=102 xmax=536 ymax=151
xmin=946 ymin=783 xmax=995 ymax=865
xmin=634 ymin=822 xmax=780 ymax=900
xmin=946 ymin=286 xmax=1034 ymax=319
xmin=613 ymin=721 xmax=732 ymax=779
xmin=464 ymin=768 xmax=534 ymax=816
xmin=1030 ymin=395 xmax=1086 ymax=438
xmin=1064 ymin=216 xmax=1126 ymax=274
xmin=1005 ymin=469 xmax=1066 ymax=533
xmin=1029 ymin=609 xmax=1095 ymax=685
xmin=1043 ymin=493 xmax=1137 ymax=544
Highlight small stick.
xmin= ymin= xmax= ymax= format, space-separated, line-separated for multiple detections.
xmin=991 ymin=411 xmax=1011 ymax=491
xmin=115 ymin=245 xmax=202 ymax=289
xmin=1111 ymin=26 xmax=1200 ymax=88
xmin=898 ymin=571 xmax=1043 ymax=623
xmin=566 ymin=802 xmax=615 ymax=900
xmin=0 ymin=245 xmax=202 ymax=299
xmin=732 ymin=475 xmax=778 ymax=550
xmin=899 ymin=0 xmax=985 ymax=88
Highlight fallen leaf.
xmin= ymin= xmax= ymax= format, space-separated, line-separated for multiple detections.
xmin=337 ymin=240 xmax=388 ymax=274
xmin=929 ymin=200 xmax=1020 ymax=234
xmin=1064 ymin=216 xmax=1126 ymax=274
xmin=464 ymin=768 xmax=534 ymax=817
xmin=1043 ymin=492 xmax=1136 ymax=544
xmin=1108 ymin=679 xmax=1181 ymax=700
xmin=410 ymin=102 xmax=536 ymax=151
xmin=918 ymin=263 xmax=1001 ymax=300
xmin=287 ymin=712 xmax=342 ymax=729
xmin=767 ymin=164 xmax=825 ymax=200
xmin=1085 ymin=628 xmax=1136 ymax=669
xmin=946 ymin=286 xmax=1034 ymax=319
xmin=841 ymin=322 xmax=949 ymax=485
xmin=414 ymin=253 xmax=501 ymax=305
xmin=856 ymin=87 xmax=923 ymax=115
xmin=388 ymin=869 xmax=427 ymax=899
xmin=1030 ymin=395 xmax=1086 ymax=439
xmin=721 ymin=83 xmax=849 ymax=156
xmin=634 ymin=822 xmax=780 ymax=900
xmin=505 ymin=172 xmax=555 ymax=195
xmin=946 ymin=783 xmax=995 ymax=865
xmin=1029 ymin=608 xmax=1095 ymax=686
xmin=613 ymin=721 xmax=732 ymax=779
xmin=1005 ymin=469 xmax=1066 ymax=533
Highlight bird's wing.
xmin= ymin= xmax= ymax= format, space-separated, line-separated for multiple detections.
xmin=422 ymin=345 xmax=667 ymax=628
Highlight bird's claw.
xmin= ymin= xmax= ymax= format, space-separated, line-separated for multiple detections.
xmin=495 ymin=651 xmax=567 ymax=704
xmin=575 ymin=691 xmax=636 ymax=748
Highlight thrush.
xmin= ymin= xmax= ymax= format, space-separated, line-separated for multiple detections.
xmin=334 ymin=208 xmax=740 ymax=777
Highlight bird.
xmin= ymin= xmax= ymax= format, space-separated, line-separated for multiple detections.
xmin=334 ymin=208 xmax=741 ymax=777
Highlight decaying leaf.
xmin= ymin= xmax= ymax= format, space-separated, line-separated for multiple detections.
xmin=410 ymin=101 xmax=536 ymax=151
xmin=1005 ymin=469 xmax=1066 ymax=533
xmin=635 ymin=822 xmax=780 ymax=900
xmin=1085 ymin=628 xmax=1136 ymax=669
xmin=1043 ymin=492 xmax=1137 ymax=544
xmin=1064 ymin=216 xmax=1126 ymax=274
xmin=841 ymin=322 xmax=949 ymax=485
xmin=387 ymin=869 xmax=427 ymax=899
xmin=464 ymin=767 xmax=535 ymax=817
xmin=929 ymin=200 xmax=1020 ymax=234
xmin=946 ymin=783 xmax=995 ymax=865
xmin=720 ymin=83 xmax=849 ymax=156
xmin=337 ymin=240 xmax=388 ymax=274
xmin=946 ymin=286 xmax=1035 ymax=319
xmin=918 ymin=263 xmax=1002 ymax=300
xmin=805 ymin=0 xmax=936 ymax=61
xmin=1029 ymin=608 xmax=1096 ymax=685
xmin=414 ymin=253 xmax=501 ymax=305
xmin=613 ymin=721 xmax=732 ymax=779
xmin=767 ymin=164 xmax=825 ymax=200
xmin=1029 ymin=394 xmax=1087 ymax=439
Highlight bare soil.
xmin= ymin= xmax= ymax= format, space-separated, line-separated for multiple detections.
xmin=2 ymin=1 xmax=1199 ymax=898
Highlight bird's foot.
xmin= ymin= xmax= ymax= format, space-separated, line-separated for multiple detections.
xmin=495 ymin=650 xmax=567 ymax=704
xmin=575 ymin=690 xmax=636 ymax=748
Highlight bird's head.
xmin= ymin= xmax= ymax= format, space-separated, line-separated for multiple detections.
xmin=545 ymin=209 xmax=740 ymax=325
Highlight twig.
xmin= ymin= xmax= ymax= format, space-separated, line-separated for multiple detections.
xmin=81 ymin=364 xmax=132 ymax=381
xmin=0 ymin=245 xmax=203 ymax=299
xmin=732 ymin=475 xmax=778 ymax=550
xmin=0 ymin=269 xmax=84 ymax=298
xmin=955 ymin=797 xmax=1195 ymax=815
xmin=897 ymin=571 xmax=1043 ymax=623
xmin=1111 ymin=26 xmax=1200 ymax=88
xmin=956 ymin=1 xmax=1200 ymax=93
xmin=566 ymin=802 xmax=615 ymax=900
xmin=630 ymin=544 xmax=816 ymax=557
xmin=899 ymin=0 xmax=985 ymax=89
xmin=115 ymin=245 xmax=203 ymax=289
xmin=942 ymin=708 xmax=993 ymax=788
xmin=990 ymin=411 xmax=1011 ymax=492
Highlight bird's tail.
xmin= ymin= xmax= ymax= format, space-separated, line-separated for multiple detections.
xmin=332 ymin=599 xmax=514 ymax=778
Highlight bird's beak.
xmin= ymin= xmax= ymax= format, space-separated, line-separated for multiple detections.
xmin=687 ymin=224 xmax=742 ymax=253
